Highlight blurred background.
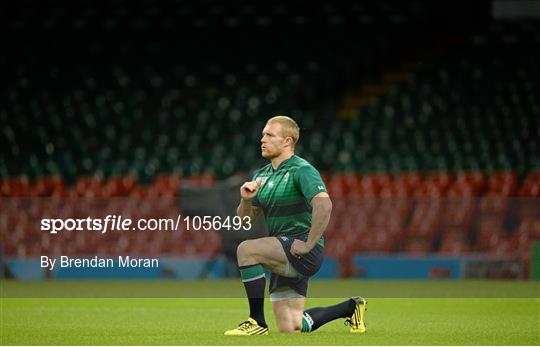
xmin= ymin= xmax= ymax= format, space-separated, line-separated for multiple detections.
xmin=1 ymin=0 xmax=539 ymax=282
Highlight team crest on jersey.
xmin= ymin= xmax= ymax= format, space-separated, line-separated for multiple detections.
xmin=284 ymin=172 xmax=289 ymax=181
xmin=256 ymin=176 xmax=268 ymax=185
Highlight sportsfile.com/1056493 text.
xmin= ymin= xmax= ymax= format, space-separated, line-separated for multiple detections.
xmin=40 ymin=215 xmax=252 ymax=234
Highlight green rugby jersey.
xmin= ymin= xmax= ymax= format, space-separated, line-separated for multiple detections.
xmin=251 ymin=155 xmax=327 ymax=247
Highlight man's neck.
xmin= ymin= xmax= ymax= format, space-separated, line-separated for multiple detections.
xmin=271 ymin=151 xmax=294 ymax=170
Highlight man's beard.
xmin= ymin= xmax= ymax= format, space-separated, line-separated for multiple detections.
xmin=262 ymin=149 xmax=279 ymax=159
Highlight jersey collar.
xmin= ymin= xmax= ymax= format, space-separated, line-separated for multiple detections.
xmin=273 ymin=154 xmax=296 ymax=172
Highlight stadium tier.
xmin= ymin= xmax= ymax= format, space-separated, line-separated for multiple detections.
xmin=2 ymin=0 xmax=493 ymax=180
xmin=1 ymin=0 xmax=539 ymax=276
xmin=1 ymin=173 xmax=539 ymax=267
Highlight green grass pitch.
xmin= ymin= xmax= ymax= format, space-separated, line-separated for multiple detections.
xmin=1 ymin=279 xmax=539 ymax=345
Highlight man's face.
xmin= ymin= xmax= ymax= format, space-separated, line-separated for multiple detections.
xmin=261 ymin=122 xmax=288 ymax=159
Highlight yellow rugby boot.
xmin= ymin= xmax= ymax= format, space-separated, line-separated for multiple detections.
xmin=345 ymin=296 xmax=367 ymax=333
xmin=224 ymin=318 xmax=268 ymax=336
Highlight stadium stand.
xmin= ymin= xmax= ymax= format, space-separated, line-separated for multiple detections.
xmin=0 ymin=0 xmax=538 ymax=276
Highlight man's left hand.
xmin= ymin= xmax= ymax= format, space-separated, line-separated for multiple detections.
xmin=290 ymin=239 xmax=312 ymax=258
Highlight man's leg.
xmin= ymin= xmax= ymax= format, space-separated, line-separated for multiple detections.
xmin=237 ymin=237 xmax=292 ymax=326
xmin=224 ymin=237 xmax=290 ymax=335
xmin=272 ymin=297 xmax=305 ymax=333
xmin=301 ymin=297 xmax=366 ymax=333
xmin=268 ymin=277 xmax=365 ymax=334
xmin=237 ymin=237 xmax=291 ymax=273
xmin=269 ymin=291 xmax=367 ymax=333
xmin=266 ymin=238 xmax=366 ymax=334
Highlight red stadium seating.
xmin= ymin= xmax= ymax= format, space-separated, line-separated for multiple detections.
xmin=0 ymin=171 xmax=539 ymax=266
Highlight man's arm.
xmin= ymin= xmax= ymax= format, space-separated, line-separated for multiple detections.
xmin=290 ymin=192 xmax=332 ymax=256
xmin=237 ymin=180 xmax=262 ymax=224
xmin=305 ymin=192 xmax=332 ymax=249
xmin=237 ymin=198 xmax=262 ymax=223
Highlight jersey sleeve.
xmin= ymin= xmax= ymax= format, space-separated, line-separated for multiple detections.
xmin=296 ymin=165 xmax=327 ymax=202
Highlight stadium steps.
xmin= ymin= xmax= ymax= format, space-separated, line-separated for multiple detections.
xmin=336 ymin=41 xmax=455 ymax=119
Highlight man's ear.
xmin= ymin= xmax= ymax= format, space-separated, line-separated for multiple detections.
xmin=284 ymin=136 xmax=293 ymax=147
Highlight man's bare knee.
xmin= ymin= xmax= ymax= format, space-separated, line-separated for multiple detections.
xmin=237 ymin=240 xmax=257 ymax=265
xmin=236 ymin=240 xmax=250 ymax=256
xmin=278 ymin=326 xmax=301 ymax=333
xmin=288 ymin=315 xmax=303 ymax=333
xmin=277 ymin=322 xmax=296 ymax=333
xmin=275 ymin=317 xmax=302 ymax=333
xmin=236 ymin=240 xmax=251 ymax=258
xmin=292 ymin=320 xmax=302 ymax=333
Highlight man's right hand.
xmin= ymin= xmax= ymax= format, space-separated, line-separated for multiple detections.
xmin=240 ymin=181 xmax=260 ymax=201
